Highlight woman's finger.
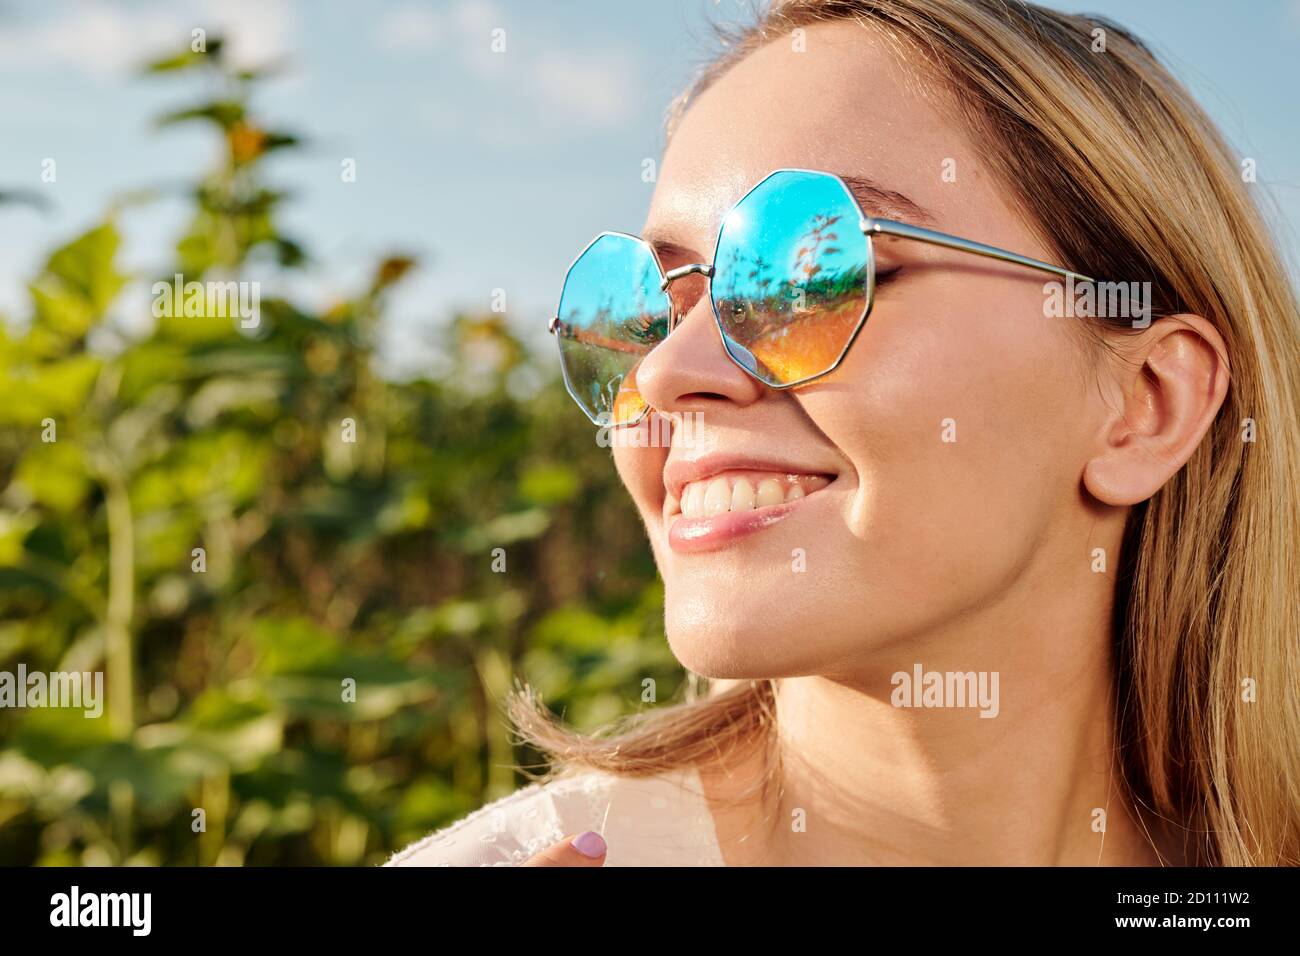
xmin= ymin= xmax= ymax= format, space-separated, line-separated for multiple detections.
xmin=520 ymin=831 xmax=608 ymax=867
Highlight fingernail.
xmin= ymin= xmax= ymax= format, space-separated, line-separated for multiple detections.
xmin=571 ymin=830 xmax=607 ymax=858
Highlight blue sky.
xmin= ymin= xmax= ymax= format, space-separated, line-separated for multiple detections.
xmin=1 ymin=0 xmax=1297 ymax=377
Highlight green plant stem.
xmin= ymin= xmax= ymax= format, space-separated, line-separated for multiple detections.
xmin=103 ymin=465 xmax=135 ymax=738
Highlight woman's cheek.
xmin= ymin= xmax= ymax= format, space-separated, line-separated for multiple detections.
xmin=612 ymin=439 xmax=667 ymax=524
xmin=802 ymin=318 xmax=1053 ymax=567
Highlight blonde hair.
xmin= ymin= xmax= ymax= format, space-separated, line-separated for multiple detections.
xmin=508 ymin=0 xmax=1300 ymax=865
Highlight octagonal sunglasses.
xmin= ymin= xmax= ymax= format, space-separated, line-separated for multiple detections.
xmin=549 ymin=167 xmax=1094 ymax=427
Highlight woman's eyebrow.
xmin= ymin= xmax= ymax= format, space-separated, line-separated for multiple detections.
xmin=838 ymin=174 xmax=937 ymax=225
xmin=643 ymin=174 xmax=936 ymax=263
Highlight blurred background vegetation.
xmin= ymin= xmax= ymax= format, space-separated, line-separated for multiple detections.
xmin=0 ymin=39 xmax=680 ymax=865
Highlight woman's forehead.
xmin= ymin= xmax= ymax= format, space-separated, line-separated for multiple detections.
xmin=643 ymin=21 xmax=969 ymax=252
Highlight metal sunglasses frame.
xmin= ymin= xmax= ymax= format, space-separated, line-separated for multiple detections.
xmin=550 ymin=167 xmax=1095 ymax=427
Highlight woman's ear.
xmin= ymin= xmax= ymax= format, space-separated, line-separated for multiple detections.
xmin=1083 ymin=315 xmax=1230 ymax=506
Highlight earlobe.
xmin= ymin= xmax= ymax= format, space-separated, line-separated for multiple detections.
xmin=1082 ymin=315 xmax=1230 ymax=507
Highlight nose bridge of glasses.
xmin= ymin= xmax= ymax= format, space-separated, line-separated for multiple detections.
xmin=660 ymin=262 xmax=714 ymax=289
xmin=660 ymin=262 xmax=714 ymax=329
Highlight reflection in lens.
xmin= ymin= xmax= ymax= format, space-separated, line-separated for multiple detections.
xmin=712 ymin=171 xmax=869 ymax=386
xmin=556 ymin=234 xmax=671 ymax=425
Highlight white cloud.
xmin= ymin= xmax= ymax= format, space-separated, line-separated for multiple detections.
xmin=0 ymin=2 xmax=179 ymax=77
xmin=197 ymin=0 xmax=296 ymax=69
xmin=421 ymin=46 xmax=638 ymax=139
xmin=373 ymin=4 xmax=442 ymax=54
xmin=430 ymin=0 xmax=637 ymax=128
xmin=530 ymin=53 xmax=635 ymax=125
xmin=0 ymin=0 xmax=297 ymax=78
xmin=453 ymin=0 xmax=504 ymax=35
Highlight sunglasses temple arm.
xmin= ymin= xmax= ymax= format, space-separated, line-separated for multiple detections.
xmin=866 ymin=218 xmax=1095 ymax=284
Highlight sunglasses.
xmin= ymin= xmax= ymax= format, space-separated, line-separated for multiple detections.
xmin=550 ymin=168 xmax=1094 ymax=427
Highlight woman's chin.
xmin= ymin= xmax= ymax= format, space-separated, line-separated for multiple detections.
xmin=664 ymin=620 xmax=810 ymax=680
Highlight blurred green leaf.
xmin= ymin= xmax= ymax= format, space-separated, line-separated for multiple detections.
xmin=155 ymin=100 xmax=245 ymax=131
xmin=0 ymin=42 xmax=677 ymax=869
xmin=141 ymin=38 xmax=225 ymax=73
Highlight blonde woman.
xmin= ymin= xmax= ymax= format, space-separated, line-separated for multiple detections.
xmin=389 ymin=0 xmax=1300 ymax=867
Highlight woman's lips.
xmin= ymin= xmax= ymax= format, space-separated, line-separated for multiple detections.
xmin=665 ymin=470 xmax=831 ymax=553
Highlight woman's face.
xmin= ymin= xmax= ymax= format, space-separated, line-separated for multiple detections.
xmin=613 ymin=23 xmax=1108 ymax=679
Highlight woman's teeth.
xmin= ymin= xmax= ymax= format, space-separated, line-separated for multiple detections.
xmin=675 ymin=473 xmax=828 ymax=519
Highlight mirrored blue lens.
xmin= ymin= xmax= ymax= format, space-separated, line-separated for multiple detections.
xmin=556 ymin=234 xmax=671 ymax=425
xmin=711 ymin=170 xmax=870 ymax=386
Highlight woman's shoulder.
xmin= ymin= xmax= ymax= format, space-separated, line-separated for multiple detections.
xmin=384 ymin=765 xmax=723 ymax=867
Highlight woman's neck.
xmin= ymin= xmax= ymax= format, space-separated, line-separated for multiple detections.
xmin=696 ymin=602 xmax=1171 ymax=866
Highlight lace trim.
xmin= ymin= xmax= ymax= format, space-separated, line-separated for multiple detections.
xmin=386 ymin=766 xmax=724 ymax=866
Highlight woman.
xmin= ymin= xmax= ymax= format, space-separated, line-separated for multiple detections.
xmin=389 ymin=0 xmax=1300 ymax=867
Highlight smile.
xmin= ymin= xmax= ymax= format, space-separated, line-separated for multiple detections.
xmin=665 ymin=470 xmax=832 ymax=553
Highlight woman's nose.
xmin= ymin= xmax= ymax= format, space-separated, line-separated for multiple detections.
xmin=633 ymin=280 xmax=766 ymax=420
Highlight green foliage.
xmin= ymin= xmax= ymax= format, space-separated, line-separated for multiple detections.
xmin=0 ymin=39 xmax=676 ymax=866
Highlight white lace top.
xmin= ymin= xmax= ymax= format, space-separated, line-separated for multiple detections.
xmin=385 ymin=766 xmax=726 ymax=866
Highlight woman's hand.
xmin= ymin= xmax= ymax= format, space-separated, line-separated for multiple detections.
xmin=521 ymin=831 xmax=607 ymax=866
